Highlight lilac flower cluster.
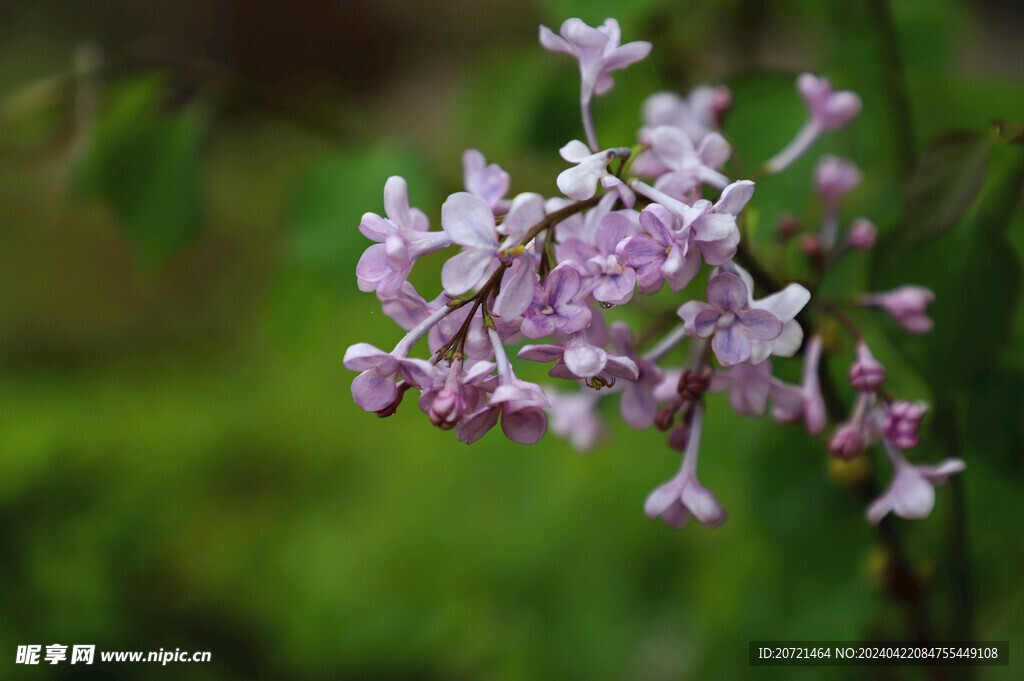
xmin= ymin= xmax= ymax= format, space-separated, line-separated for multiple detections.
xmin=345 ymin=18 xmax=963 ymax=529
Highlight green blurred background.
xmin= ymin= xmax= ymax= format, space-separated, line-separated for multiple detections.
xmin=1 ymin=0 xmax=1022 ymax=679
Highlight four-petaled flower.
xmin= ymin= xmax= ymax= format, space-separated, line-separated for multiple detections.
xmin=539 ymin=18 xmax=651 ymax=104
xmin=356 ymin=176 xmax=451 ymax=296
xmin=519 ymin=262 xmax=592 ymax=339
xmin=644 ymin=405 xmax=728 ymax=529
xmin=343 ymin=343 xmax=435 ymax=412
xmin=679 ymin=272 xmax=789 ymax=366
xmin=867 ymin=441 xmax=965 ymax=524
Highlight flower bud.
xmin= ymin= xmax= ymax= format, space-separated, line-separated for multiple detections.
xmin=428 ymin=389 xmax=461 ymax=429
xmin=815 ymin=156 xmax=861 ymax=205
xmin=849 ymin=342 xmax=885 ymax=392
xmin=777 ymin=214 xmax=802 ymax=241
xmin=829 ymin=423 xmax=866 ymax=460
xmin=678 ymin=369 xmax=710 ymax=401
xmin=846 ymin=218 xmax=877 ymax=250
xmin=883 ymin=401 xmax=927 ymax=449
xmin=654 ymin=405 xmax=677 ymax=432
xmin=860 ymin=286 xmax=935 ymax=334
xmin=711 ymin=85 xmax=733 ymax=122
xmin=801 ymin=234 xmax=822 ymax=259
xmin=668 ymin=425 xmax=690 ymax=451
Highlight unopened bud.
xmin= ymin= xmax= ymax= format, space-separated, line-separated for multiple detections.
xmin=849 ymin=342 xmax=885 ymax=392
xmin=801 ymin=234 xmax=822 ymax=259
xmin=668 ymin=425 xmax=690 ymax=451
xmin=829 ymin=423 xmax=865 ymax=460
xmin=677 ymin=369 xmax=710 ymax=401
xmin=654 ymin=405 xmax=677 ymax=432
xmin=846 ymin=218 xmax=877 ymax=250
xmin=428 ymin=389 xmax=461 ymax=429
xmin=883 ymin=401 xmax=927 ymax=449
xmin=777 ymin=214 xmax=802 ymax=241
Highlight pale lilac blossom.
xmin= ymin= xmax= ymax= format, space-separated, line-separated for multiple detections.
xmin=556 ymin=140 xmax=631 ymax=200
xmin=860 ymin=286 xmax=935 ymax=334
xmin=644 ymin=405 xmax=728 ymax=529
xmin=641 ymin=86 xmax=732 ymax=145
xmin=771 ymin=334 xmax=826 ymax=434
xmin=609 ymin=323 xmax=664 ymax=428
xmin=883 ymin=400 xmax=927 ymax=449
xmin=816 ymin=156 xmax=861 ymax=247
xmin=678 ymin=272 xmax=795 ymax=367
xmin=518 ymin=332 xmax=638 ymax=385
xmin=764 ymin=73 xmax=862 ymax=173
xmin=463 ymin=149 xmax=510 ymax=214
xmin=420 ymin=358 xmax=497 ymax=430
xmin=519 ymin=262 xmax=592 ymax=339
xmin=456 ymin=329 xmax=550 ymax=444
xmin=545 ymin=387 xmax=606 ymax=451
xmin=356 ymin=176 xmax=451 ymax=296
xmin=867 ymin=441 xmax=965 ymax=524
xmin=647 ymin=125 xmax=731 ymax=193
xmin=845 ymin=218 xmax=877 ymax=250
xmin=540 ymin=18 xmax=652 ymax=149
xmin=557 ymin=211 xmax=638 ymax=305
xmin=849 ymin=341 xmax=886 ymax=392
xmin=440 ymin=191 xmax=544 ymax=306
xmin=708 ymin=359 xmax=805 ymax=418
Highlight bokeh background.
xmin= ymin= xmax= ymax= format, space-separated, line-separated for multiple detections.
xmin=1 ymin=0 xmax=1022 ymax=679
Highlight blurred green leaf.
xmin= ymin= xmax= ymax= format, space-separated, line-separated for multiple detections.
xmin=904 ymin=130 xmax=993 ymax=243
xmin=74 ymin=75 xmax=208 ymax=267
xmin=872 ymin=140 xmax=1024 ymax=393
xmin=282 ymin=143 xmax=436 ymax=290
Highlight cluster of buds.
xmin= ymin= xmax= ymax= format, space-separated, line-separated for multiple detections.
xmin=344 ymin=18 xmax=962 ymax=529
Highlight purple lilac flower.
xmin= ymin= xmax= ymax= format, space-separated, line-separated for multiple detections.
xmin=518 ymin=332 xmax=638 ymax=385
xmin=609 ymin=323 xmax=664 ymax=428
xmin=764 ymin=74 xmax=862 ymax=173
xmin=816 ymin=155 xmax=862 ymax=205
xmin=539 ymin=18 xmax=652 ymax=150
xmin=640 ymin=85 xmax=732 ymax=146
xmin=519 ymin=262 xmax=592 ymax=339
xmin=617 ymin=203 xmax=701 ymax=294
xmin=883 ymin=400 xmax=927 ymax=449
xmin=344 ymin=344 xmax=436 ymax=413
xmin=845 ymin=218 xmax=877 ymax=250
xmin=356 ymin=176 xmax=451 ymax=296
xmin=455 ymin=329 xmax=549 ymax=444
xmin=708 ymin=359 xmax=804 ymax=418
xmin=859 ymin=286 xmax=935 ymax=334
xmin=829 ymin=423 xmax=866 ymax=460
xmin=440 ymin=191 xmax=544 ymax=309
xmin=644 ymin=405 xmax=728 ymax=529
xmin=799 ymin=74 xmax=863 ymax=130
xmin=816 ymin=156 xmax=861 ymax=248
xmin=545 ymin=387 xmax=606 ymax=451
xmin=463 ymin=149 xmax=510 ymax=214
xmin=377 ymin=281 xmax=435 ymax=332
xmin=849 ymin=341 xmax=885 ymax=392
xmin=557 ymin=211 xmax=638 ymax=305
xmin=630 ymin=179 xmax=754 ymax=267
xmin=732 ymin=264 xmax=809 ymax=362
xmin=678 ymin=272 xmax=789 ymax=366
xmin=646 ymin=125 xmax=731 ymax=193
xmin=771 ymin=334 xmax=827 ymax=434
xmin=867 ymin=440 xmax=965 ymax=524
xmin=556 ymin=140 xmax=631 ymax=200
xmin=828 ymin=392 xmax=875 ymax=460
xmin=419 ymin=358 xmax=497 ymax=430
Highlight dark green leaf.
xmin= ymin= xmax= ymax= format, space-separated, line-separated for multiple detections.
xmin=282 ymin=144 xmax=436 ymax=291
xmin=74 ymin=75 xmax=208 ymax=267
xmin=904 ymin=130 xmax=993 ymax=243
